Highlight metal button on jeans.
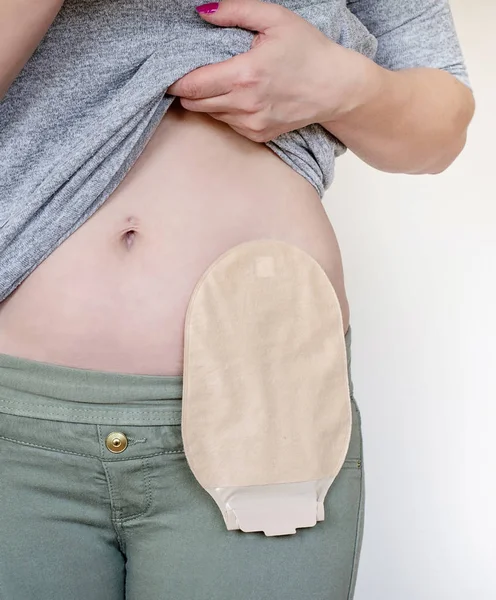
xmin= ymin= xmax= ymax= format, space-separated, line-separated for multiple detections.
xmin=105 ymin=432 xmax=128 ymax=453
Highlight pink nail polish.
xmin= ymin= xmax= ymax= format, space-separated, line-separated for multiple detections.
xmin=196 ymin=2 xmax=219 ymax=14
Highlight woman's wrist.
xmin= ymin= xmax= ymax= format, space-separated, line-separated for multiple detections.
xmin=316 ymin=43 xmax=386 ymax=129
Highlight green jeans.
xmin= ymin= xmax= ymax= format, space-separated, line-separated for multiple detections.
xmin=0 ymin=327 xmax=365 ymax=600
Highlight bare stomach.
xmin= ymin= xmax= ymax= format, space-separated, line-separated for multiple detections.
xmin=0 ymin=99 xmax=349 ymax=376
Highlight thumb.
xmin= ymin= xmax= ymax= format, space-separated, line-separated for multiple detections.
xmin=195 ymin=0 xmax=287 ymax=32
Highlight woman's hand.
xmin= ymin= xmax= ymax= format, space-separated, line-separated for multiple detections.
xmin=166 ymin=0 xmax=367 ymax=143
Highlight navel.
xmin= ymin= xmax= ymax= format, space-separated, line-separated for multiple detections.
xmin=122 ymin=229 xmax=137 ymax=249
xmin=119 ymin=216 xmax=140 ymax=249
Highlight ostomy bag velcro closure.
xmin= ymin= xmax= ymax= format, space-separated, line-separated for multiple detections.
xmin=182 ymin=240 xmax=352 ymax=536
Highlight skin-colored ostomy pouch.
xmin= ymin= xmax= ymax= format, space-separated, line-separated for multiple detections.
xmin=182 ymin=240 xmax=351 ymax=536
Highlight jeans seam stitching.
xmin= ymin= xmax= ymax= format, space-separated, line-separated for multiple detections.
xmin=346 ymin=399 xmax=365 ymax=600
xmin=103 ymin=449 xmax=185 ymax=461
xmin=0 ymin=435 xmax=184 ymax=459
xmin=0 ymin=434 xmax=98 ymax=458
xmin=347 ymin=468 xmax=364 ymax=600
xmin=119 ymin=458 xmax=153 ymax=523
xmin=101 ymin=458 xmax=127 ymax=555
xmin=0 ymin=398 xmax=181 ymax=419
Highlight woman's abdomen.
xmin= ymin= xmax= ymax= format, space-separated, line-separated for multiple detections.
xmin=0 ymin=100 xmax=349 ymax=375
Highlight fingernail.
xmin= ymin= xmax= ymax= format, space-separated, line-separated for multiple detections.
xmin=196 ymin=2 xmax=219 ymax=13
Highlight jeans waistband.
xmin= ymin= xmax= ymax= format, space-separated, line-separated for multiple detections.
xmin=0 ymin=326 xmax=352 ymax=425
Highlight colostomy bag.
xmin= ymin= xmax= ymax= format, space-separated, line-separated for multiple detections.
xmin=182 ymin=240 xmax=351 ymax=536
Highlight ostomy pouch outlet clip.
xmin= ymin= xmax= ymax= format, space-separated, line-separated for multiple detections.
xmin=182 ymin=240 xmax=352 ymax=536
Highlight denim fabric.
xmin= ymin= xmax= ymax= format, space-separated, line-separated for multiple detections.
xmin=0 ymin=326 xmax=365 ymax=599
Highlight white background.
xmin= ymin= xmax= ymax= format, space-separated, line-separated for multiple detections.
xmin=324 ymin=1 xmax=496 ymax=598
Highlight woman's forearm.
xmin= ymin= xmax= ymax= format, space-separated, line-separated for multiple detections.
xmin=319 ymin=51 xmax=475 ymax=175
xmin=0 ymin=0 xmax=64 ymax=102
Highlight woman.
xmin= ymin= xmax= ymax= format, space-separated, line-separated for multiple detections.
xmin=0 ymin=0 xmax=474 ymax=598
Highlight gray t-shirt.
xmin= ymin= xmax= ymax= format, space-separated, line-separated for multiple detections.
xmin=0 ymin=0 xmax=471 ymax=302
